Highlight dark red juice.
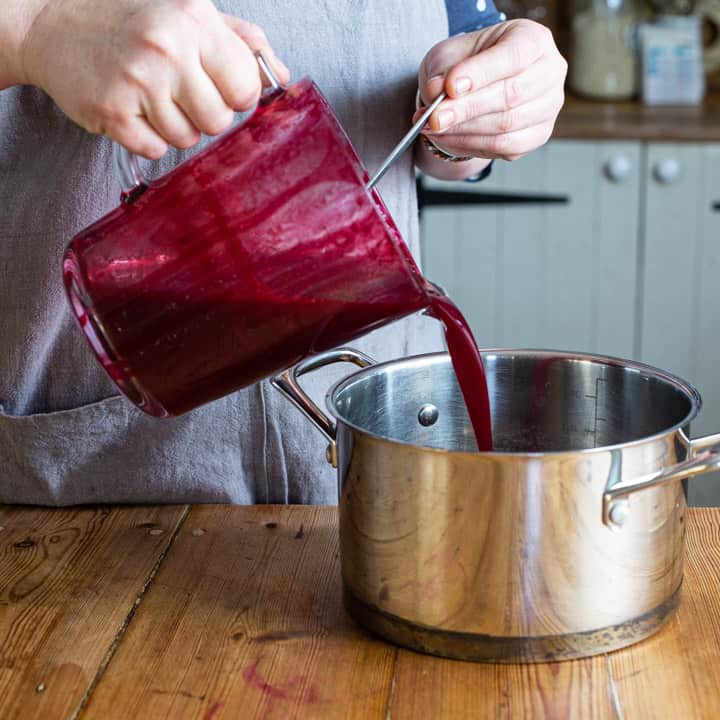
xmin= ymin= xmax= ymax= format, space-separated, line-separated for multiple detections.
xmin=424 ymin=286 xmax=494 ymax=452
xmin=64 ymin=79 xmax=430 ymax=415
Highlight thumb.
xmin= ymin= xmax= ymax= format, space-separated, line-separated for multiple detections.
xmin=419 ymin=34 xmax=481 ymax=104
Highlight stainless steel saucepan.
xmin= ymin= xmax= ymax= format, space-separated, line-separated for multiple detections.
xmin=272 ymin=348 xmax=720 ymax=663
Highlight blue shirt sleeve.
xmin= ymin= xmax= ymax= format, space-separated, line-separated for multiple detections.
xmin=445 ymin=0 xmax=504 ymax=36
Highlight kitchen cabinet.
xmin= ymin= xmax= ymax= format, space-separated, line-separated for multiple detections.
xmin=640 ymin=144 xmax=720 ymax=506
xmin=420 ymin=139 xmax=720 ymax=505
xmin=420 ymin=141 xmax=641 ymax=357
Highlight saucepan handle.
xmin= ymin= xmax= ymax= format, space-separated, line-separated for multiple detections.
xmin=603 ymin=430 xmax=720 ymax=529
xmin=271 ymin=349 xmax=376 ymax=468
xmin=113 ymin=51 xmax=284 ymax=200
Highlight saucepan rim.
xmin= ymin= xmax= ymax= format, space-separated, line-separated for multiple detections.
xmin=324 ymin=348 xmax=703 ymax=459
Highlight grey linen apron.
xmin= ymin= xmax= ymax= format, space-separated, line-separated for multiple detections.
xmin=0 ymin=0 xmax=447 ymax=505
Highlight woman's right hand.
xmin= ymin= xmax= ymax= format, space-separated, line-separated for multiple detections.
xmin=19 ymin=0 xmax=290 ymax=158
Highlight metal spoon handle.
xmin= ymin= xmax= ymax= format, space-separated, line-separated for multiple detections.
xmin=366 ymin=92 xmax=446 ymax=191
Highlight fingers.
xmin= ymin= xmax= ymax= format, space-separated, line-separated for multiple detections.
xmin=220 ymin=14 xmax=291 ymax=87
xmin=131 ymin=10 xmax=289 ymax=147
xmin=107 ymin=115 xmax=168 ymax=160
xmin=440 ymin=94 xmax=563 ymax=139
xmin=163 ymin=15 xmax=290 ymax=141
xmin=422 ymin=57 xmax=565 ymax=133
xmin=419 ymin=30 xmax=503 ymax=102
xmin=173 ymin=64 xmax=235 ymax=136
xmin=443 ymin=23 xmax=551 ymax=98
xmin=199 ymin=22 xmax=264 ymax=110
xmin=415 ymin=19 xmax=567 ymax=163
xmin=142 ymin=96 xmax=201 ymax=149
xmin=430 ymin=121 xmax=555 ymax=162
xmin=25 ymin=0 xmax=291 ymax=154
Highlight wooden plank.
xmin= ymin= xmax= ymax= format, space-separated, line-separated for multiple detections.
xmin=0 ymin=504 xmax=188 ymax=720
xmin=388 ymin=508 xmax=720 ymax=719
xmin=606 ymin=508 xmax=720 ymax=719
xmin=389 ymin=653 xmax=614 ymax=720
xmin=82 ymin=506 xmax=395 ymax=720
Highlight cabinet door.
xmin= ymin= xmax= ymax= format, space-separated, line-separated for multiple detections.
xmin=640 ymin=144 xmax=704 ymax=378
xmin=640 ymin=143 xmax=720 ymax=506
xmin=420 ymin=140 xmax=642 ymax=357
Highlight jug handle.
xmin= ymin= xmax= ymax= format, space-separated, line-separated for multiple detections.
xmin=271 ymin=349 xmax=376 ymax=468
xmin=113 ymin=50 xmax=284 ymax=202
xmin=602 ymin=429 xmax=720 ymax=529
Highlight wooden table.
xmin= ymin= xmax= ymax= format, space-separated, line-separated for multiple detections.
xmin=1 ymin=505 xmax=719 ymax=719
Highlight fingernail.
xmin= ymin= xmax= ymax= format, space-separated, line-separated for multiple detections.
xmin=425 ymin=73 xmax=445 ymax=96
xmin=455 ymin=77 xmax=472 ymax=96
xmin=435 ymin=109 xmax=455 ymax=131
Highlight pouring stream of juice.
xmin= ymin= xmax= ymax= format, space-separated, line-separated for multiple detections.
xmin=368 ymin=91 xmax=494 ymax=451
xmin=425 ymin=285 xmax=494 ymax=451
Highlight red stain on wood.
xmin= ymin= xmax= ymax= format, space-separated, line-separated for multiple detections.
xmin=243 ymin=660 xmax=289 ymax=700
xmin=242 ymin=659 xmax=322 ymax=704
xmin=204 ymin=700 xmax=224 ymax=719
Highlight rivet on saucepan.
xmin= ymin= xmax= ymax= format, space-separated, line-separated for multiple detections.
xmin=609 ymin=500 xmax=630 ymax=527
xmin=326 ymin=443 xmax=338 ymax=468
xmin=418 ymin=404 xmax=439 ymax=427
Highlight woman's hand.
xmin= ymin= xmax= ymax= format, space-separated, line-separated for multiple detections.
xmin=19 ymin=0 xmax=290 ymax=158
xmin=416 ymin=19 xmax=567 ymax=169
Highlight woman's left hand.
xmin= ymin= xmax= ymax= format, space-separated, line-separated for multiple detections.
xmin=417 ymin=19 xmax=567 ymax=162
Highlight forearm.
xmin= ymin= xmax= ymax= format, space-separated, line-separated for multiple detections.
xmin=414 ymin=138 xmax=492 ymax=181
xmin=0 ymin=0 xmax=46 ymax=89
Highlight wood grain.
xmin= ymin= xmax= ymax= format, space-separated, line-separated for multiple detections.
xmin=81 ymin=506 xmax=395 ymax=720
xmin=555 ymin=92 xmax=720 ymax=142
xmin=1 ymin=505 xmax=718 ymax=719
xmin=388 ymin=653 xmax=616 ymax=720
xmin=0 ymin=504 xmax=188 ymax=720
xmin=606 ymin=508 xmax=720 ymax=720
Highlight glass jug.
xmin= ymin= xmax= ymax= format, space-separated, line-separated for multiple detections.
xmin=63 ymin=56 xmax=430 ymax=418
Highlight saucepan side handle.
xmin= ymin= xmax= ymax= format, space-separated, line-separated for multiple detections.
xmin=271 ymin=349 xmax=376 ymax=468
xmin=113 ymin=51 xmax=284 ymax=200
xmin=603 ymin=430 xmax=720 ymax=529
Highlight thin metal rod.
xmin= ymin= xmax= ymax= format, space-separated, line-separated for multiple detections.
xmin=256 ymin=50 xmax=281 ymax=91
xmin=366 ymin=92 xmax=447 ymax=191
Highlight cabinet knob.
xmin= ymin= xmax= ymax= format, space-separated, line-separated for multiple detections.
xmin=654 ymin=158 xmax=683 ymax=185
xmin=604 ymin=156 xmax=633 ymax=183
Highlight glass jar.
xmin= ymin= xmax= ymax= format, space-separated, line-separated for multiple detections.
xmin=569 ymin=0 xmax=640 ymax=99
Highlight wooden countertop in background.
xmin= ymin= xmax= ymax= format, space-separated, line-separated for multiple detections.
xmin=555 ymin=92 xmax=720 ymax=142
xmin=1 ymin=504 xmax=719 ymax=719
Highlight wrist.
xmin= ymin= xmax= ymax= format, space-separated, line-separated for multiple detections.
xmin=0 ymin=0 xmax=49 ymax=88
xmin=415 ymin=137 xmax=492 ymax=181
xmin=421 ymin=134 xmax=474 ymax=163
